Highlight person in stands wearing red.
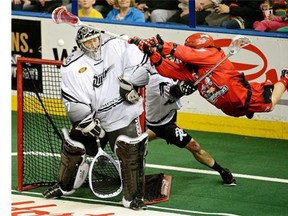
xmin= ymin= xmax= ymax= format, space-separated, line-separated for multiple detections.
xmin=128 ymin=33 xmax=288 ymax=119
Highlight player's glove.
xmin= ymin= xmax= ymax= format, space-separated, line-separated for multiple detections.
xmin=159 ymin=82 xmax=185 ymax=100
xmin=147 ymin=34 xmax=164 ymax=53
xmin=178 ymin=81 xmax=198 ymax=95
xmin=128 ymin=36 xmax=142 ymax=45
xmin=76 ymin=111 xmax=105 ymax=138
xmin=129 ymin=37 xmax=155 ymax=56
xmin=119 ymin=76 xmax=140 ymax=104
xmin=138 ymin=40 xmax=155 ymax=56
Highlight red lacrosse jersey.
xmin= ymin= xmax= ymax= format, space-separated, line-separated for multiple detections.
xmin=151 ymin=44 xmax=272 ymax=117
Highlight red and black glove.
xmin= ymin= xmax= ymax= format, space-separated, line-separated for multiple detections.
xmin=128 ymin=36 xmax=142 ymax=45
xmin=147 ymin=34 xmax=164 ymax=53
xmin=137 ymin=40 xmax=155 ymax=56
xmin=128 ymin=36 xmax=163 ymax=66
xmin=129 ymin=37 xmax=155 ymax=56
xmin=145 ymin=35 xmax=177 ymax=56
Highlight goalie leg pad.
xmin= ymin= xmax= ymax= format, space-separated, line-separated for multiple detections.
xmin=115 ymin=133 xmax=148 ymax=208
xmin=58 ymin=128 xmax=87 ymax=191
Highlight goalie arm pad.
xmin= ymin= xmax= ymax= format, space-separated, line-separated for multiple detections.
xmin=75 ymin=111 xmax=105 ymax=138
xmin=119 ymin=76 xmax=140 ymax=104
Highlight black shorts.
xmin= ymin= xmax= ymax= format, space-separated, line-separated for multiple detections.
xmin=147 ymin=114 xmax=192 ymax=148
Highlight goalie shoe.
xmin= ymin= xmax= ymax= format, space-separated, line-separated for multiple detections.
xmin=122 ymin=197 xmax=147 ymax=210
xmin=42 ymin=183 xmax=75 ymax=199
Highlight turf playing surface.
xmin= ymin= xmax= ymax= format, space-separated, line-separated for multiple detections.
xmin=11 ymin=111 xmax=288 ymax=215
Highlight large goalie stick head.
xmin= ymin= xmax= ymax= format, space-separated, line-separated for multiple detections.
xmin=51 ymin=6 xmax=128 ymax=41
xmin=194 ymin=35 xmax=252 ymax=86
xmin=52 ymin=6 xmax=81 ymax=26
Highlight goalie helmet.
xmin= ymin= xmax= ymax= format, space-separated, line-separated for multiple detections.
xmin=184 ymin=33 xmax=214 ymax=49
xmin=76 ymin=26 xmax=102 ymax=61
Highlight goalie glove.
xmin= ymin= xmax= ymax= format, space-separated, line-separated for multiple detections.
xmin=119 ymin=76 xmax=140 ymax=104
xmin=76 ymin=111 xmax=105 ymax=138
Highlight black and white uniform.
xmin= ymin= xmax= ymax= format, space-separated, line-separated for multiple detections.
xmin=130 ymin=67 xmax=192 ymax=148
xmin=61 ymin=38 xmax=149 ymax=150
xmin=146 ymin=73 xmax=192 ymax=148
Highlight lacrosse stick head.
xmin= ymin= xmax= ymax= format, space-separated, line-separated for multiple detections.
xmin=52 ymin=6 xmax=81 ymax=27
xmin=228 ymin=35 xmax=251 ymax=55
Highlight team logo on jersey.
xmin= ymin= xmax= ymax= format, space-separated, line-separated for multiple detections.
xmin=201 ymin=77 xmax=228 ymax=104
xmin=78 ymin=67 xmax=87 ymax=73
xmin=175 ymin=128 xmax=187 ymax=141
xmin=93 ymin=65 xmax=114 ymax=88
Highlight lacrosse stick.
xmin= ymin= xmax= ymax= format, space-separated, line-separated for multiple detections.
xmin=194 ymin=35 xmax=251 ymax=86
xmin=88 ymin=136 xmax=122 ymax=198
xmin=51 ymin=6 xmax=128 ymax=41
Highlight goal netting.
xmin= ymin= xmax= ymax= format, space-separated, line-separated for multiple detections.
xmin=17 ymin=57 xmax=69 ymax=191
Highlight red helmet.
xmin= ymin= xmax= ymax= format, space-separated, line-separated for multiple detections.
xmin=184 ymin=33 xmax=214 ymax=49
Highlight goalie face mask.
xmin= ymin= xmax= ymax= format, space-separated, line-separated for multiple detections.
xmin=76 ymin=26 xmax=102 ymax=61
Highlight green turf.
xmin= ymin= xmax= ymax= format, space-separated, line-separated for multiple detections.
xmin=11 ymin=111 xmax=288 ymax=216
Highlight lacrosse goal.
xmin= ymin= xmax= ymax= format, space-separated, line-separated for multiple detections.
xmin=17 ymin=57 xmax=69 ymax=191
xmin=16 ymin=57 xmax=146 ymax=191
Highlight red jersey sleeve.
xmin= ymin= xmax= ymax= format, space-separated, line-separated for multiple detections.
xmin=173 ymin=44 xmax=223 ymax=66
xmin=150 ymin=52 xmax=196 ymax=81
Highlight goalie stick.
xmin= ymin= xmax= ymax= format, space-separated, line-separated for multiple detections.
xmin=88 ymin=136 xmax=122 ymax=198
xmin=193 ymin=35 xmax=251 ymax=86
xmin=51 ymin=6 xmax=128 ymax=40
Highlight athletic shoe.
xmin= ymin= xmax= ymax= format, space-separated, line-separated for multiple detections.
xmin=220 ymin=169 xmax=237 ymax=186
xmin=246 ymin=112 xmax=254 ymax=119
xmin=42 ymin=183 xmax=75 ymax=199
xmin=122 ymin=197 xmax=147 ymax=210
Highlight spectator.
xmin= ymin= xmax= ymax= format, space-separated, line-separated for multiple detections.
xmin=165 ymin=0 xmax=190 ymax=25
xmin=253 ymin=10 xmax=288 ymax=31
xmin=213 ymin=0 xmax=264 ymax=29
xmin=23 ymin=0 xmax=62 ymax=13
xmin=168 ymin=0 xmax=222 ymax=25
xmin=11 ymin=0 xmax=28 ymax=10
xmin=106 ymin=0 xmax=145 ymax=22
xmin=93 ymin=0 xmax=115 ymax=17
xmin=78 ymin=0 xmax=103 ymax=18
xmin=195 ymin=0 xmax=222 ymax=25
xmin=177 ymin=0 xmax=189 ymax=24
xmin=253 ymin=0 xmax=288 ymax=31
xmin=136 ymin=0 xmax=180 ymax=23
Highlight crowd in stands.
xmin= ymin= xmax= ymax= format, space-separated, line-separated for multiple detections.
xmin=11 ymin=0 xmax=288 ymax=32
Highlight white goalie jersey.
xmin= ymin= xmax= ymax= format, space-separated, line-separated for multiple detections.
xmin=61 ymin=37 xmax=148 ymax=132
